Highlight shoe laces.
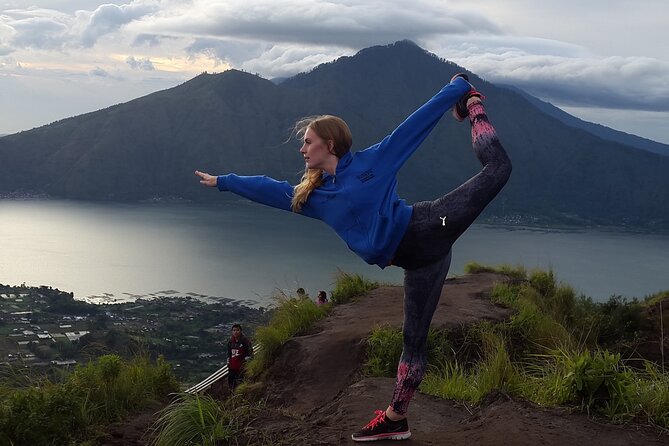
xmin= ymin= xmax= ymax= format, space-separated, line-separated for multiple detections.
xmin=363 ymin=410 xmax=386 ymax=429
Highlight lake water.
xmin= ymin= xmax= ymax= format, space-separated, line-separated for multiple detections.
xmin=1 ymin=200 xmax=668 ymax=306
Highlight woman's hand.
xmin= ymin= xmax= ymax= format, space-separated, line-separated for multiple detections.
xmin=195 ymin=170 xmax=218 ymax=187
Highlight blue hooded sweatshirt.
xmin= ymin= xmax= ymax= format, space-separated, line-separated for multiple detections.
xmin=217 ymin=77 xmax=471 ymax=268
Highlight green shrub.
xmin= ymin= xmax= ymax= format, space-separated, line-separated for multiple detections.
xmin=245 ymin=296 xmax=329 ymax=379
xmin=330 ymin=271 xmax=379 ymax=305
xmin=363 ymin=325 xmax=403 ymax=377
xmin=148 ymin=394 xmax=258 ymax=446
xmin=0 ymin=354 xmax=178 ymax=445
xmin=528 ymin=269 xmax=556 ymax=297
xmin=419 ymin=265 xmax=669 ymax=429
xmin=550 ymin=349 xmax=633 ymax=414
xmin=632 ymin=361 xmax=669 ymax=428
xmin=364 ymin=326 xmax=456 ymax=378
xmin=490 ymin=282 xmax=520 ymax=307
xmin=464 ymin=262 xmax=527 ymax=281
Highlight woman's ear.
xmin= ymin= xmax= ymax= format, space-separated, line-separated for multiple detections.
xmin=327 ymin=140 xmax=335 ymax=153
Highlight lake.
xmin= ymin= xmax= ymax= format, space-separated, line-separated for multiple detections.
xmin=1 ymin=200 xmax=668 ymax=306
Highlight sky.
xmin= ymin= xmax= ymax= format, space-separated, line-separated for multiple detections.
xmin=1 ymin=0 xmax=668 ymax=144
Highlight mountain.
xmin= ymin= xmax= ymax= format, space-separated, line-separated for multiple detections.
xmin=508 ymin=86 xmax=669 ymax=156
xmin=1 ymin=40 xmax=668 ymax=231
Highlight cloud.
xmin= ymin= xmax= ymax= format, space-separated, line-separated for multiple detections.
xmin=132 ymin=33 xmax=175 ymax=47
xmin=1 ymin=0 xmax=668 ymax=127
xmin=136 ymin=0 xmax=502 ymax=48
xmin=433 ymin=36 xmax=669 ymax=111
xmin=79 ymin=1 xmax=160 ymax=47
xmin=89 ymin=66 xmax=109 ymax=77
xmin=126 ymin=55 xmax=155 ymax=70
xmin=5 ymin=13 xmax=71 ymax=50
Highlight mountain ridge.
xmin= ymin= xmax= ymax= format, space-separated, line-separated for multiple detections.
xmin=1 ymin=40 xmax=668 ymax=230
xmin=507 ymin=85 xmax=669 ymax=156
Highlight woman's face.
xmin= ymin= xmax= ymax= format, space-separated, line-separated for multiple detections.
xmin=300 ymin=127 xmax=335 ymax=171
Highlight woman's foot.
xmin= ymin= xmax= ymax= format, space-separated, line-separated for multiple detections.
xmin=451 ymin=73 xmax=484 ymax=122
xmin=351 ymin=409 xmax=411 ymax=442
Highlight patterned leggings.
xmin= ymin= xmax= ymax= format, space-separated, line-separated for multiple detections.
xmin=389 ymin=100 xmax=512 ymax=415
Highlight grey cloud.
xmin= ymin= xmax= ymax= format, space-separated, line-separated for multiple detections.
xmin=426 ymin=35 xmax=669 ymax=112
xmin=185 ymin=38 xmax=269 ymax=66
xmin=132 ymin=33 xmax=176 ymax=47
xmin=8 ymin=16 xmax=70 ymax=50
xmin=241 ymin=45 xmax=352 ymax=78
xmin=141 ymin=0 xmax=502 ymax=49
xmin=89 ymin=66 xmax=109 ymax=77
xmin=80 ymin=2 xmax=160 ymax=47
xmin=126 ymin=55 xmax=154 ymax=70
xmin=456 ymin=54 xmax=669 ymax=112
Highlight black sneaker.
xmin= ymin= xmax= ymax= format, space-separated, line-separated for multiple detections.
xmin=450 ymin=73 xmax=484 ymax=122
xmin=351 ymin=410 xmax=411 ymax=442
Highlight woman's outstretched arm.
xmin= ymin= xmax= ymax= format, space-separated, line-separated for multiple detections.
xmin=195 ymin=170 xmax=294 ymax=212
xmin=365 ymin=76 xmax=471 ymax=174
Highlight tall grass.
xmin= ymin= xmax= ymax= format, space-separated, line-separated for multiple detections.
xmin=464 ymin=261 xmax=527 ymax=281
xmin=330 ymin=270 xmax=379 ymax=305
xmin=148 ymin=393 xmax=262 ymax=446
xmin=0 ymin=354 xmax=178 ymax=445
xmin=245 ymin=293 xmax=329 ymax=379
xmin=364 ymin=264 xmax=669 ymax=428
xmin=246 ymin=271 xmax=378 ymax=379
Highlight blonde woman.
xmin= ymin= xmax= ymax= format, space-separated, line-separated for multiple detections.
xmin=196 ymin=74 xmax=511 ymax=441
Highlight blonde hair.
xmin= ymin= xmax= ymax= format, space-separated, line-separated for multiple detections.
xmin=291 ymin=115 xmax=352 ymax=213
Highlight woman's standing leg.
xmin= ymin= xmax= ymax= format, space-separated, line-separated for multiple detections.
xmin=390 ymin=251 xmax=452 ymax=415
xmin=389 ymin=98 xmax=512 ymax=413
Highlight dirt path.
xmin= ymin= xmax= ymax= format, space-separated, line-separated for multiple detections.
xmin=103 ymin=272 xmax=669 ymax=445
xmin=264 ymin=272 xmax=512 ymax=415
xmin=243 ymin=272 xmax=669 ymax=445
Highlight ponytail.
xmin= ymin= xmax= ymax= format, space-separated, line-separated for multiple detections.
xmin=292 ymin=168 xmax=324 ymax=213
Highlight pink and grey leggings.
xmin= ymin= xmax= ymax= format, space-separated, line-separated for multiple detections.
xmin=389 ymin=100 xmax=512 ymax=415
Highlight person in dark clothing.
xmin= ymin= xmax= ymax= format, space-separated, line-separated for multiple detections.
xmin=227 ymin=324 xmax=252 ymax=391
xmin=197 ymin=74 xmax=511 ymax=441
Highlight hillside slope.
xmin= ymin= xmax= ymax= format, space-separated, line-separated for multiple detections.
xmin=101 ymin=273 xmax=669 ymax=445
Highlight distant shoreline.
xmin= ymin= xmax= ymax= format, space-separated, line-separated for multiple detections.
xmin=4 ymin=197 xmax=668 ymax=235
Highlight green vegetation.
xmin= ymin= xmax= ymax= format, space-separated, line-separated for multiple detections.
xmin=245 ymin=292 xmax=330 ymax=380
xmin=0 ymin=354 xmax=178 ymax=445
xmin=245 ymin=270 xmax=378 ymax=379
xmin=152 ymin=271 xmax=375 ymax=443
xmin=330 ymin=270 xmax=379 ymax=305
xmin=148 ymin=394 xmax=265 ymax=446
xmin=366 ymin=264 xmax=669 ymax=428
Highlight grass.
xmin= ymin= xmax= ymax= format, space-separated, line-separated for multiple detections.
xmin=246 ymin=270 xmax=378 ymax=380
xmin=330 ymin=270 xmax=379 ymax=305
xmin=149 ymin=270 xmax=380 ymax=444
xmin=0 ymin=354 xmax=179 ymax=445
xmin=148 ymin=393 xmax=263 ymax=446
xmin=365 ymin=263 xmax=669 ymax=429
xmin=244 ymin=293 xmax=329 ymax=380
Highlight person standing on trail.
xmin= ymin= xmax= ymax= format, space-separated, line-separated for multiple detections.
xmin=196 ymin=73 xmax=511 ymax=441
xmin=227 ymin=324 xmax=253 ymax=391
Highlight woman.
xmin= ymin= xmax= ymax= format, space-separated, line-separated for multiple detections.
xmin=316 ymin=290 xmax=328 ymax=306
xmin=195 ymin=74 xmax=511 ymax=442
